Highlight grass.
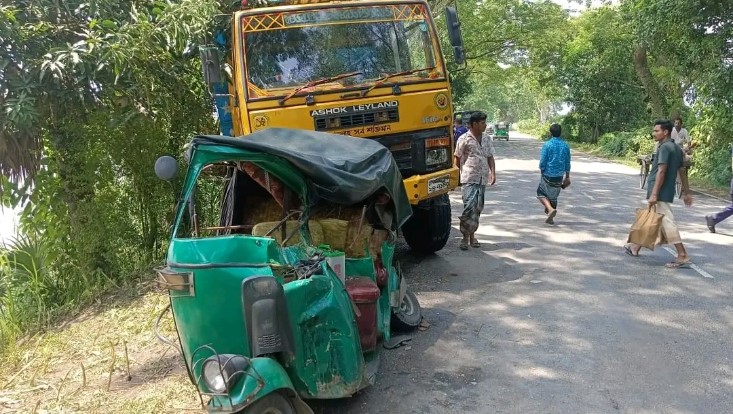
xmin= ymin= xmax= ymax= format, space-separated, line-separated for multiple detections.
xmin=0 ymin=285 xmax=203 ymax=414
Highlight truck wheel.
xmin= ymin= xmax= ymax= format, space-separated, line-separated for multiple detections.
xmin=402 ymin=194 xmax=451 ymax=254
xmin=241 ymin=392 xmax=296 ymax=414
xmin=391 ymin=289 xmax=422 ymax=331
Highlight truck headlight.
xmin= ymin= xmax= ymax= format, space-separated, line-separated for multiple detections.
xmin=426 ymin=148 xmax=449 ymax=166
xmin=202 ymin=354 xmax=249 ymax=393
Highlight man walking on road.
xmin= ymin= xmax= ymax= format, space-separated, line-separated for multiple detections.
xmin=625 ymin=120 xmax=693 ymax=268
xmin=454 ymin=111 xmax=496 ymax=250
xmin=705 ymin=174 xmax=733 ymax=233
xmin=537 ymin=123 xmax=571 ymax=224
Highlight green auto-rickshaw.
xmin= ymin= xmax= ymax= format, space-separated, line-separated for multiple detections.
xmin=154 ymin=128 xmax=422 ymax=414
xmin=494 ymin=122 xmax=509 ymax=141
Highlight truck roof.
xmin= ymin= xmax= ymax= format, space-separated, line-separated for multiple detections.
xmin=236 ymin=0 xmax=429 ymax=15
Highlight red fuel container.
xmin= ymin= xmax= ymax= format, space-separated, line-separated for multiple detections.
xmin=345 ymin=277 xmax=380 ymax=353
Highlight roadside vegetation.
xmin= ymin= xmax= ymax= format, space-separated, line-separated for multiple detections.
xmin=469 ymin=2 xmax=733 ymax=191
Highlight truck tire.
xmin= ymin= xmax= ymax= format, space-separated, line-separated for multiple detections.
xmin=402 ymin=194 xmax=451 ymax=254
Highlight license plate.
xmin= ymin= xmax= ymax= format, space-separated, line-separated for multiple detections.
xmin=427 ymin=175 xmax=450 ymax=194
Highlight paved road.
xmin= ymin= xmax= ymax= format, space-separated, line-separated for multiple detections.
xmin=313 ymin=132 xmax=733 ymax=414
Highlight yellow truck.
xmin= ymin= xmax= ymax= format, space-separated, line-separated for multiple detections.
xmin=201 ymin=0 xmax=466 ymax=253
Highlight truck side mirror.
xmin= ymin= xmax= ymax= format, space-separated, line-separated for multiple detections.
xmin=445 ymin=7 xmax=466 ymax=65
xmin=155 ymin=156 xmax=179 ymax=181
xmin=199 ymin=45 xmax=222 ymax=86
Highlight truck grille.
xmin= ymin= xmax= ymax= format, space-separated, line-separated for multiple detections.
xmin=314 ymin=108 xmax=399 ymax=131
xmin=375 ymin=135 xmax=413 ymax=172
xmin=391 ymin=149 xmax=412 ymax=170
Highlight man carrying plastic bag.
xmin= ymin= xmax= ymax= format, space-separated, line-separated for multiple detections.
xmin=624 ymin=120 xmax=693 ymax=268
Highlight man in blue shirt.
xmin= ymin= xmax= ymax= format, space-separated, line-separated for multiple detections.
xmin=453 ymin=117 xmax=468 ymax=146
xmin=537 ymin=123 xmax=571 ymax=224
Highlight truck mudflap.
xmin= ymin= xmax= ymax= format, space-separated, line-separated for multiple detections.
xmin=207 ymin=357 xmax=313 ymax=414
xmin=402 ymin=167 xmax=460 ymax=204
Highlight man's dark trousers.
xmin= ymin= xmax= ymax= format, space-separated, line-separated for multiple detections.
xmin=710 ymin=178 xmax=733 ymax=224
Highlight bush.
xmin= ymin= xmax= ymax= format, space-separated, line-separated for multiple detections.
xmin=598 ymin=132 xmax=632 ymax=157
xmin=518 ymin=115 xmax=581 ymax=142
xmin=691 ymin=145 xmax=733 ymax=186
xmin=560 ymin=114 xmax=579 ymax=141
xmin=515 ymin=119 xmax=551 ymax=140
xmin=595 ymin=128 xmax=654 ymax=158
xmin=689 ymin=107 xmax=733 ymax=186
xmin=631 ymin=128 xmax=656 ymax=156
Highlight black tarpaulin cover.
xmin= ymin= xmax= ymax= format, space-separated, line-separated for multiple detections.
xmin=191 ymin=128 xmax=412 ymax=227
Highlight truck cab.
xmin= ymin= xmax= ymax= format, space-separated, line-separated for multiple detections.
xmin=204 ymin=0 xmax=466 ymax=253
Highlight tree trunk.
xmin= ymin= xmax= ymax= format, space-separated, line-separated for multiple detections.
xmin=633 ymin=44 xmax=666 ymax=118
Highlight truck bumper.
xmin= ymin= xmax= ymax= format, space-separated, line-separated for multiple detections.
xmin=403 ymin=167 xmax=460 ymax=205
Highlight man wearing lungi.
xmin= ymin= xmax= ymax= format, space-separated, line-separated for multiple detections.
xmin=624 ymin=120 xmax=693 ymax=268
xmin=537 ymin=124 xmax=571 ymax=224
xmin=454 ymin=111 xmax=496 ymax=250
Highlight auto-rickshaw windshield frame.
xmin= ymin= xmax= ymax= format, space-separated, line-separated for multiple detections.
xmin=172 ymin=144 xmax=311 ymax=239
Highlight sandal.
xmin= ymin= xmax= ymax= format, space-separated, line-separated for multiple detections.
xmin=665 ymin=259 xmax=691 ymax=269
xmin=624 ymin=245 xmax=639 ymax=257
xmin=459 ymin=241 xmax=468 ymax=250
xmin=471 ymin=240 xmax=481 ymax=248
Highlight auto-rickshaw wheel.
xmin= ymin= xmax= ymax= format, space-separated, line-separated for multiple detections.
xmin=391 ymin=289 xmax=422 ymax=331
xmin=240 ymin=392 xmax=296 ymax=414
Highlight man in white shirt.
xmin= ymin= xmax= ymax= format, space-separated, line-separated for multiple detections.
xmin=671 ymin=117 xmax=691 ymax=147
xmin=454 ymin=111 xmax=496 ymax=250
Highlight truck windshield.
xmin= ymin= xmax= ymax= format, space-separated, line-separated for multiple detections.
xmin=241 ymin=5 xmax=444 ymax=100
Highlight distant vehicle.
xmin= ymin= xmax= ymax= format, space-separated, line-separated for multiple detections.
xmin=494 ymin=122 xmax=509 ymax=141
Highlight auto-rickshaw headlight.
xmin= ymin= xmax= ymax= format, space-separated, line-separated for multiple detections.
xmin=202 ymin=354 xmax=249 ymax=393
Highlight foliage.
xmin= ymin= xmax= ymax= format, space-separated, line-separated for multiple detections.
xmin=468 ymin=0 xmax=732 ymax=188
xmin=596 ymin=129 xmax=653 ymax=158
xmin=556 ymin=7 xmax=648 ymax=142
xmin=0 ymin=0 xmax=221 ymax=349
xmin=515 ymin=119 xmax=551 ymax=140
xmin=440 ymin=0 xmax=567 ymax=122
xmin=688 ymin=104 xmax=733 ymax=185
xmin=0 ymin=234 xmax=114 ymax=350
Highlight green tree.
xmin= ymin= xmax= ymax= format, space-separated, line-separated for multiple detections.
xmin=0 ymin=0 xmax=221 ymax=342
xmin=557 ymin=6 xmax=647 ymax=142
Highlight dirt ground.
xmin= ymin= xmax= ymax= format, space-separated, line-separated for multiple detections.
xmin=0 ymin=289 xmax=204 ymax=414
